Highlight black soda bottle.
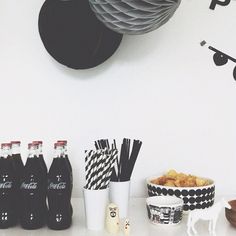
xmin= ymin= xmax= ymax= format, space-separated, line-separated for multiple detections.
xmin=32 ymin=141 xmax=48 ymax=213
xmin=47 ymin=143 xmax=72 ymax=230
xmin=11 ymin=141 xmax=24 ymax=218
xmin=19 ymin=143 xmax=47 ymax=229
xmin=57 ymin=140 xmax=73 ymax=216
xmin=0 ymin=143 xmax=17 ymax=228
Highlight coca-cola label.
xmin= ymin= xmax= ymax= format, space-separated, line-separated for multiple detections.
xmin=48 ymin=182 xmax=66 ymax=190
xmin=0 ymin=181 xmax=13 ymax=189
xmin=20 ymin=182 xmax=38 ymax=190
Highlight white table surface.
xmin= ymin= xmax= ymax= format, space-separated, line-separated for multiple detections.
xmin=1 ymin=197 xmax=236 ymax=236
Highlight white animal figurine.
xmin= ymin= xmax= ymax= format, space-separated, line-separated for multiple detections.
xmin=187 ymin=198 xmax=231 ymax=235
xmin=124 ymin=219 xmax=130 ymax=236
xmin=106 ymin=203 xmax=120 ymax=234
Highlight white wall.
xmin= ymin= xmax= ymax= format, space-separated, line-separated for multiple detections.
xmin=0 ymin=0 xmax=236 ymax=197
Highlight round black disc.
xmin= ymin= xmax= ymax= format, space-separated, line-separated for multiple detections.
xmin=38 ymin=0 xmax=123 ymax=69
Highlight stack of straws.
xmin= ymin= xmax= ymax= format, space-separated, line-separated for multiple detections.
xmin=85 ymin=148 xmax=118 ymax=190
xmin=95 ymin=138 xmax=142 ymax=182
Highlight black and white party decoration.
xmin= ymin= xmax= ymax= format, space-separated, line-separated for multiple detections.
xmin=201 ymin=41 xmax=236 ymax=81
xmin=89 ymin=0 xmax=181 ymax=35
xmin=209 ymin=0 xmax=231 ymax=10
xmin=209 ymin=46 xmax=236 ymax=81
xmin=85 ymin=148 xmax=118 ymax=190
xmin=38 ymin=0 xmax=123 ymax=70
xmin=94 ymin=139 xmax=142 ymax=181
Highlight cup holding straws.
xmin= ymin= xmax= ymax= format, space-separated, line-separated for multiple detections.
xmin=95 ymin=139 xmax=142 ymax=219
xmin=84 ymin=148 xmax=118 ymax=230
xmin=83 ymin=187 xmax=109 ymax=231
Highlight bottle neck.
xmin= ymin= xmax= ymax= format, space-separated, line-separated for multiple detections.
xmin=28 ymin=146 xmax=38 ymax=158
xmin=1 ymin=146 xmax=11 ymax=159
xmin=12 ymin=144 xmax=20 ymax=155
xmin=54 ymin=146 xmax=65 ymax=158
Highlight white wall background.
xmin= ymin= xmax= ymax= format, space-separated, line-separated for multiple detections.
xmin=0 ymin=0 xmax=236 ymax=197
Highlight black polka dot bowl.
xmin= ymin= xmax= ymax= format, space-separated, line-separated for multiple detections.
xmin=146 ymin=196 xmax=184 ymax=225
xmin=147 ymin=176 xmax=215 ymax=212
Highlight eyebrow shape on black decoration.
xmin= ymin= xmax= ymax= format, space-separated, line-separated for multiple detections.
xmin=208 ymin=46 xmax=236 ymax=81
xmin=209 ymin=0 xmax=231 ymax=10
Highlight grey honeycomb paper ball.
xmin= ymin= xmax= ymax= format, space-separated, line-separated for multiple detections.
xmin=89 ymin=0 xmax=181 ymax=35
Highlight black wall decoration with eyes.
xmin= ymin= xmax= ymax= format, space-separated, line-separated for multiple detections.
xmin=209 ymin=0 xmax=231 ymax=10
xmin=38 ymin=0 xmax=123 ymax=70
xmin=201 ymin=41 xmax=236 ymax=81
xmin=209 ymin=46 xmax=236 ymax=81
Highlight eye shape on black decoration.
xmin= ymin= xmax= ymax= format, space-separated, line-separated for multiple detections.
xmin=208 ymin=46 xmax=236 ymax=66
xmin=233 ymin=66 xmax=236 ymax=81
xmin=213 ymin=52 xmax=228 ymax=66
xmin=208 ymin=46 xmax=236 ymax=81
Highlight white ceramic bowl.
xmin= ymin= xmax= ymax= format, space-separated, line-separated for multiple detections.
xmin=146 ymin=196 xmax=184 ymax=225
xmin=147 ymin=176 xmax=215 ymax=211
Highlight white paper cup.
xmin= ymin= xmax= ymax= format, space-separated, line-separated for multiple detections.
xmin=109 ymin=181 xmax=130 ymax=218
xmin=84 ymin=187 xmax=109 ymax=230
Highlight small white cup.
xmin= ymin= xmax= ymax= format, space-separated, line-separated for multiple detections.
xmin=83 ymin=187 xmax=109 ymax=230
xmin=109 ymin=181 xmax=130 ymax=219
xmin=146 ymin=196 xmax=184 ymax=225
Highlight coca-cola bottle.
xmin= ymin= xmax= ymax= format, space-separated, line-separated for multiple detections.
xmin=11 ymin=141 xmax=24 ymax=218
xmin=32 ymin=141 xmax=48 ymax=218
xmin=0 ymin=143 xmax=17 ymax=228
xmin=19 ymin=143 xmax=47 ymax=229
xmin=47 ymin=143 xmax=72 ymax=230
xmin=57 ymin=140 xmax=73 ymax=216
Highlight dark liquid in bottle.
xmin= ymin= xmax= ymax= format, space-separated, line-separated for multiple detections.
xmin=47 ymin=158 xmax=72 ymax=230
xmin=20 ymin=158 xmax=47 ymax=229
xmin=0 ymin=158 xmax=17 ymax=228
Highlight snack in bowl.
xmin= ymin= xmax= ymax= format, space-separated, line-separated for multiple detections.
xmin=147 ymin=170 xmax=215 ymax=211
xmin=146 ymin=196 xmax=184 ymax=225
xmin=151 ymin=170 xmax=211 ymax=188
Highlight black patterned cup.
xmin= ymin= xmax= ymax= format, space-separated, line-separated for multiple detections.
xmin=147 ymin=176 xmax=215 ymax=212
xmin=146 ymin=196 xmax=184 ymax=225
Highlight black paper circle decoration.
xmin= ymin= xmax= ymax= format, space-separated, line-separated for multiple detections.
xmin=89 ymin=0 xmax=181 ymax=35
xmin=213 ymin=52 xmax=228 ymax=66
xmin=38 ymin=0 xmax=123 ymax=69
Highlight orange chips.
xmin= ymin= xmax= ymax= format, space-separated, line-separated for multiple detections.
xmin=151 ymin=170 xmax=211 ymax=187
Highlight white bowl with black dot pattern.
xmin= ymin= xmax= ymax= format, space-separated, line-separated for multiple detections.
xmin=146 ymin=176 xmax=215 ymax=212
